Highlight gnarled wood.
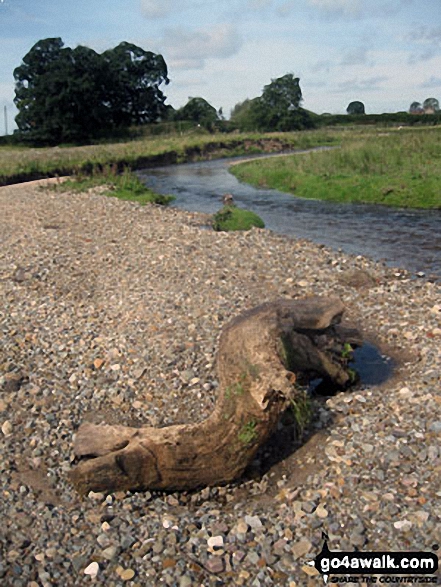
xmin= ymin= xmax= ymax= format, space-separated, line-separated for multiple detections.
xmin=70 ymin=296 xmax=357 ymax=494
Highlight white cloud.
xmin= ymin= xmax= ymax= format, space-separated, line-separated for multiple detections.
xmin=335 ymin=75 xmax=388 ymax=93
xmin=421 ymin=76 xmax=441 ymax=88
xmin=140 ymin=0 xmax=173 ymax=19
xmin=247 ymin=0 xmax=273 ymax=9
xmin=160 ymin=24 xmax=243 ymax=70
xmin=308 ymin=0 xmax=363 ymax=16
xmin=340 ymin=46 xmax=371 ymax=66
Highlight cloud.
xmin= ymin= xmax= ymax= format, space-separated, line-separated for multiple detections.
xmin=408 ymin=25 xmax=441 ymax=45
xmin=160 ymin=24 xmax=243 ymax=70
xmin=308 ymin=0 xmax=363 ymax=16
xmin=140 ymin=0 xmax=173 ymax=19
xmin=421 ymin=76 xmax=441 ymax=88
xmin=303 ymin=0 xmax=415 ymax=19
xmin=340 ymin=46 xmax=370 ymax=66
xmin=335 ymin=75 xmax=388 ymax=93
xmin=406 ymin=25 xmax=441 ymax=63
xmin=247 ymin=0 xmax=273 ymax=9
xmin=311 ymin=59 xmax=332 ymax=73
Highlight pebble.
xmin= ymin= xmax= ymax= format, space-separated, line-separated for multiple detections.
xmin=83 ymin=562 xmax=99 ymax=578
xmin=207 ymin=535 xmax=224 ymax=549
xmin=206 ymin=557 xmax=225 ymax=574
xmin=1 ymin=420 xmax=13 ymax=436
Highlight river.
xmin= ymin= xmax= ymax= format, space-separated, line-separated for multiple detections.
xmin=137 ymin=151 xmax=441 ymax=278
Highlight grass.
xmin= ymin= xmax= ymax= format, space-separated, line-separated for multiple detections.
xmin=0 ymin=129 xmax=338 ymax=187
xmin=230 ymin=126 xmax=441 ymax=209
xmin=212 ymin=206 xmax=265 ymax=231
xmin=50 ymin=165 xmax=175 ymax=206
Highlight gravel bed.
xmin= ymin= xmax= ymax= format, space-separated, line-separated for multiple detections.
xmin=0 ymin=184 xmax=440 ymax=586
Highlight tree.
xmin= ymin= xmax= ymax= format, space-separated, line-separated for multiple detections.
xmin=346 ymin=101 xmax=365 ymax=115
xmin=174 ymin=97 xmax=219 ymax=129
xmin=101 ymin=42 xmax=169 ymax=127
xmin=231 ymin=74 xmax=314 ymax=132
xmin=409 ymin=101 xmax=423 ymax=114
xmin=258 ymin=73 xmax=310 ymax=131
xmin=14 ymin=38 xmax=169 ymax=144
xmin=423 ymin=97 xmax=440 ymax=113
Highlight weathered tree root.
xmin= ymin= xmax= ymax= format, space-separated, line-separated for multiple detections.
xmin=70 ymin=297 xmax=358 ymax=494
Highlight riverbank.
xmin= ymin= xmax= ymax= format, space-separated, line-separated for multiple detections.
xmin=0 ymin=130 xmax=336 ymax=187
xmin=1 ymin=183 xmax=440 ymax=585
xmin=230 ymin=127 xmax=441 ymax=209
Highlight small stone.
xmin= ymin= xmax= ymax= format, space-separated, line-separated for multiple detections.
xmin=93 ymin=358 xmax=104 ymax=369
xmin=244 ymin=515 xmax=262 ymax=530
xmin=179 ymin=577 xmax=193 ymax=587
xmin=88 ymin=491 xmax=104 ymax=501
xmin=233 ymin=550 xmax=246 ymax=563
xmin=3 ymin=373 xmax=24 ymax=392
xmin=207 ymin=536 xmax=224 ymax=549
xmin=302 ymin=502 xmax=316 ymax=514
xmin=1 ymin=420 xmax=13 ymax=436
xmin=84 ymin=562 xmax=99 ymax=577
xmin=429 ymin=421 xmax=441 ymax=433
xmin=315 ymin=505 xmax=328 ymax=519
xmin=206 ymin=557 xmax=225 ymax=574
xmin=102 ymin=546 xmax=119 ymax=560
xmin=162 ymin=558 xmax=176 ymax=569
xmin=301 ymin=563 xmax=320 ymax=577
xmin=393 ymin=520 xmax=412 ymax=532
xmin=236 ymin=520 xmax=249 ymax=534
xmin=119 ymin=568 xmax=135 ymax=581
xmin=291 ymin=539 xmax=312 ymax=560
xmin=246 ymin=551 xmax=260 ymax=565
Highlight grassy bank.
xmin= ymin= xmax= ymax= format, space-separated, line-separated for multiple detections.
xmin=51 ymin=166 xmax=175 ymax=206
xmin=230 ymin=127 xmax=441 ymax=209
xmin=0 ymin=129 xmax=337 ymax=186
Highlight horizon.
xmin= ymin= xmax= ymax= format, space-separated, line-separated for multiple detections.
xmin=1 ymin=0 xmax=441 ymax=135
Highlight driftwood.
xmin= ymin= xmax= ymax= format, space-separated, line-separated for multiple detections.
xmin=70 ymin=297 xmax=358 ymax=494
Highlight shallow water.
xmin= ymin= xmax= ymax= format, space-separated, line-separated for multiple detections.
xmin=138 ymin=152 xmax=441 ymax=277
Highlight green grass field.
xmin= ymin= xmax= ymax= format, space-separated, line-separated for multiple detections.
xmin=0 ymin=129 xmax=337 ymax=186
xmin=230 ymin=127 xmax=441 ymax=209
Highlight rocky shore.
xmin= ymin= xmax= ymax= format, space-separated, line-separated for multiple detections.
xmin=1 ymin=183 xmax=440 ymax=586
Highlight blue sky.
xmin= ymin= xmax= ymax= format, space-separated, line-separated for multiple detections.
xmin=1 ymin=0 xmax=441 ymax=133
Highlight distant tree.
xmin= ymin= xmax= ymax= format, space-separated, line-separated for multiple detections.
xmin=346 ymin=101 xmax=365 ymax=115
xmin=14 ymin=38 xmax=169 ymax=144
xmin=409 ymin=101 xmax=423 ymax=113
xmin=230 ymin=98 xmax=261 ymax=130
xmin=174 ymin=97 xmax=219 ymax=129
xmin=231 ymin=74 xmax=314 ymax=132
xmin=258 ymin=73 xmax=309 ymax=131
xmin=423 ymin=97 xmax=440 ymax=112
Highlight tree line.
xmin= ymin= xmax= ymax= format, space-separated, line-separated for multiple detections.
xmin=12 ymin=37 xmax=441 ymax=145
xmin=13 ymin=38 xmax=315 ymax=144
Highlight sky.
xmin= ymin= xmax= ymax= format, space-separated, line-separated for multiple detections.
xmin=1 ymin=0 xmax=441 ymax=134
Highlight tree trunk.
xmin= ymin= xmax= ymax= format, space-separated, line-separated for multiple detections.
xmin=69 ymin=297 xmax=358 ymax=494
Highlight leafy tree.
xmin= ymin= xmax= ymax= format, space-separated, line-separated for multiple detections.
xmin=174 ymin=97 xmax=219 ymax=129
xmin=101 ymin=42 xmax=169 ymax=126
xmin=409 ymin=101 xmax=423 ymax=113
xmin=230 ymin=98 xmax=262 ymax=130
xmin=346 ymin=101 xmax=365 ymax=115
xmin=14 ymin=38 xmax=169 ymax=144
xmin=231 ymin=74 xmax=314 ymax=132
xmin=423 ymin=97 xmax=440 ymax=112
